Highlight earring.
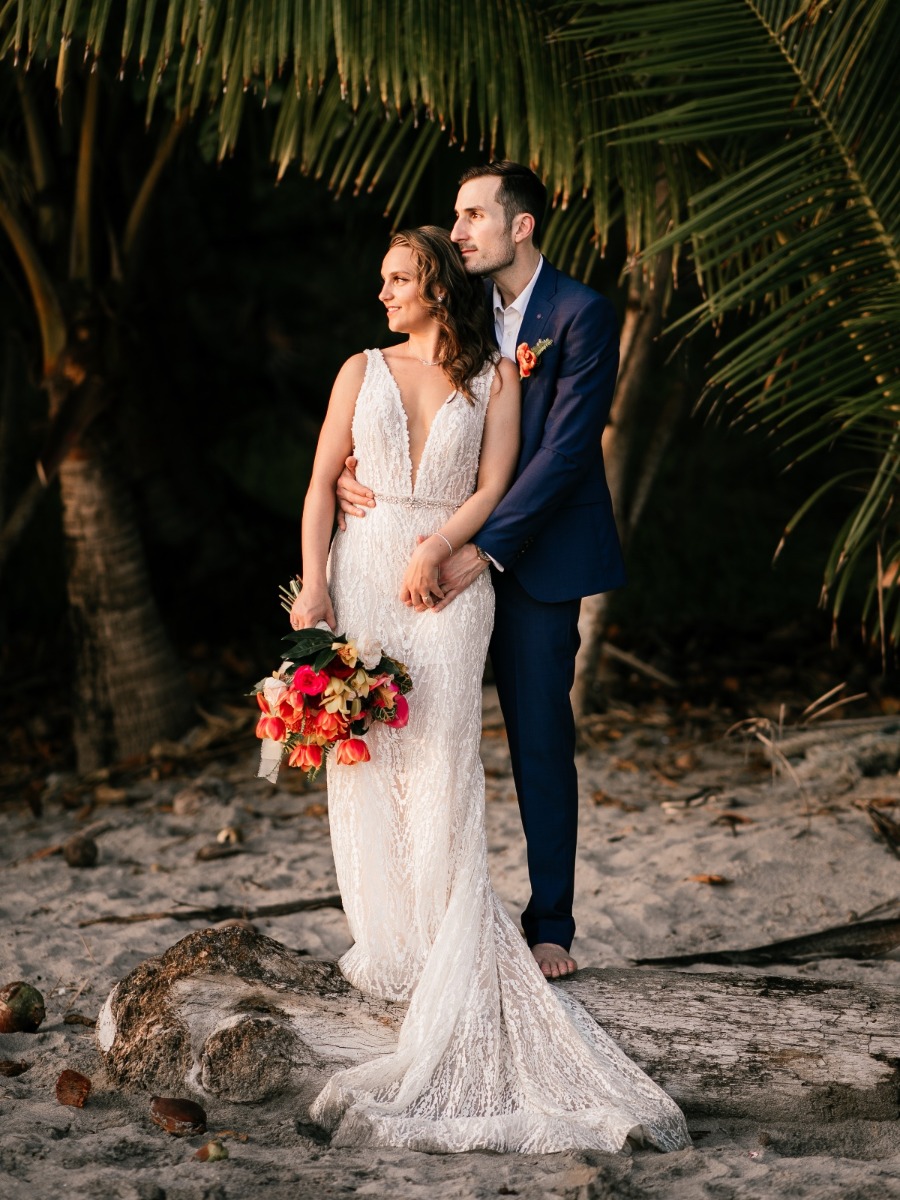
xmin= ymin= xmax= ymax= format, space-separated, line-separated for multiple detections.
xmin=438 ymin=294 xmax=446 ymax=302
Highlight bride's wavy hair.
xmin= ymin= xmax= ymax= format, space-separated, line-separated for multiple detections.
xmin=389 ymin=226 xmax=498 ymax=403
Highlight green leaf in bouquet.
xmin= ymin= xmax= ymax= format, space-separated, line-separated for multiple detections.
xmin=389 ymin=668 xmax=413 ymax=696
xmin=281 ymin=628 xmax=337 ymax=660
xmin=379 ymin=654 xmax=412 ymax=688
xmin=313 ymin=647 xmax=339 ymax=672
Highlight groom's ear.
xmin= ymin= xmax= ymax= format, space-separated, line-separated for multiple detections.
xmin=512 ymin=212 xmax=536 ymax=244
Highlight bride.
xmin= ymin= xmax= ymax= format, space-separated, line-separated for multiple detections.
xmin=288 ymin=226 xmax=690 ymax=1154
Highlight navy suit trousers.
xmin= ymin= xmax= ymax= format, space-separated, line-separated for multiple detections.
xmin=489 ymin=569 xmax=581 ymax=951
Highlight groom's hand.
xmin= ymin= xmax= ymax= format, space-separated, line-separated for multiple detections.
xmin=335 ymin=456 xmax=375 ymax=531
xmin=432 ymin=543 xmax=488 ymax=612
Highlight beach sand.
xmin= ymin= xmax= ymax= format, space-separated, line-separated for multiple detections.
xmin=2 ymin=688 xmax=900 ymax=1199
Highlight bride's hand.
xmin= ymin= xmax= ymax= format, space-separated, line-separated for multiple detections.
xmin=290 ymin=586 xmax=337 ymax=631
xmin=400 ymin=536 xmax=448 ymax=611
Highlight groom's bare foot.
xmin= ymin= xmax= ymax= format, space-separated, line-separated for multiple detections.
xmin=531 ymin=943 xmax=577 ymax=979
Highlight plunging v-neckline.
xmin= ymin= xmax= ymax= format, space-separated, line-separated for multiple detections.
xmin=375 ymin=348 xmax=457 ymax=493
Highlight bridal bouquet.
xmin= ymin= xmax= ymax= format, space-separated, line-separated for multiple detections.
xmin=251 ymin=582 xmax=413 ymax=784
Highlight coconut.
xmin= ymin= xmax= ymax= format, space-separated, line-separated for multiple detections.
xmin=0 ymin=982 xmax=46 ymax=1033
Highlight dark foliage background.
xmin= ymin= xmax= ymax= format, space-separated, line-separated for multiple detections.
xmin=0 ymin=110 xmax=890 ymax=776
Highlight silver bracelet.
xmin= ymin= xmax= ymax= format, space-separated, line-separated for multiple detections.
xmin=434 ymin=532 xmax=454 ymax=557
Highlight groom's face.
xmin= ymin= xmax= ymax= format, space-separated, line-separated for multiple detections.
xmin=451 ymin=178 xmax=517 ymax=277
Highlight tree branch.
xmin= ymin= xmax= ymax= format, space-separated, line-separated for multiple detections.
xmin=79 ymin=894 xmax=344 ymax=928
xmin=123 ymin=109 xmax=189 ymax=262
xmin=69 ymin=67 xmax=100 ymax=284
xmin=0 ymin=195 xmax=66 ymax=374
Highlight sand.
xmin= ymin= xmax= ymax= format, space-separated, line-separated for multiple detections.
xmin=2 ymin=689 xmax=900 ymax=1199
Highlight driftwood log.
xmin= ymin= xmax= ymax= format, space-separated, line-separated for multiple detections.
xmin=97 ymin=927 xmax=900 ymax=1123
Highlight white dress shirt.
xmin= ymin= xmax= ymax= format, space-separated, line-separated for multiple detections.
xmin=492 ymin=256 xmax=544 ymax=360
xmin=477 ymin=257 xmax=544 ymax=572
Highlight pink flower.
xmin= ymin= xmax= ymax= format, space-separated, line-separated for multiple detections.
xmin=384 ymin=694 xmax=409 ymax=729
xmin=291 ymin=665 xmax=329 ymax=695
xmin=287 ymin=743 xmax=323 ymax=771
xmin=334 ymin=738 xmax=371 ymax=765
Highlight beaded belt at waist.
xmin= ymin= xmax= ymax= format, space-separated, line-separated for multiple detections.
xmin=376 ymin=493 xmax=460 ymax=510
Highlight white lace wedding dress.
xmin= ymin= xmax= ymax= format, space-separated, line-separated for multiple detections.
xmin=309 ymin=347 xmax=690 ymax=1154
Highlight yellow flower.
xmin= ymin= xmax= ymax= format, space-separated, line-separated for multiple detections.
xmin=321 ymin=678 xmax=353 ymax=714
xmin=348 ymin=668 xmax=371 ymax=697
xmin=333 ymin=639 xmax=358 ymax=668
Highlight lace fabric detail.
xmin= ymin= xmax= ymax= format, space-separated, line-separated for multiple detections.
xmin=377 ymin=493 xmax=460 ymax=509
xmin=309 ymin=347 xmax=690 ymax=1154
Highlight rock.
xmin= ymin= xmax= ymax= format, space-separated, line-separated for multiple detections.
xmin=63 ymin=834 xmax=98 ymax=868
xmin=94 ymin=784 xmax=128 ymax=805
xmin=171 ymin=788 xmax=205 ymax=816
xmin=0 ymin=1060 xmax=30 ymax=1077
xmin=194 ymin=1140 xmax=229 ymax=1161
xmin=149 ymin=1096 xmax=207 ymax=1136
xmin=0 ymin=981 xmax=46 ymax=1032
xmin=172 ymin=779 xmax=233 ymax=816
xmin=56 ymin=1069 xmax=92 ymax=1107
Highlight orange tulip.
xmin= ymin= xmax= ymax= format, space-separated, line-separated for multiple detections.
xmin=310 ymin=707 xmax=348 ymax=741
xmin=287 ymin=743 xmax=323 ymax=771
xmin=255 ymin=714 xmax=286 ymax=742
xmin=334 ymin=738 xmax=371 ymax=765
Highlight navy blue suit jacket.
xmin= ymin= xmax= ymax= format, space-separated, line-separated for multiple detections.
xmin=476 ymin=260 xmax=626 ymax=603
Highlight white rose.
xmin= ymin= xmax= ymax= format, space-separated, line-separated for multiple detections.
xmin=356 ymin=634 xmax=383 ymax=671
xmin=261 ymin=675 xmax=289 ymax=706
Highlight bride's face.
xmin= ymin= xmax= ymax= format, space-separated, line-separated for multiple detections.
xmin=378 ymin=246 xmax=432 ymax=335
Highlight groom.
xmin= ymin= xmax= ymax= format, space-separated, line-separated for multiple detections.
xmin=339 ymin=162 xmax=624 ymax=979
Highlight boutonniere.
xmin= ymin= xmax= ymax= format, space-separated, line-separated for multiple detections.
xmin=516 ymin=338 xmax=552 ymax=379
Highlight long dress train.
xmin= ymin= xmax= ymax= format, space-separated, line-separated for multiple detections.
xmin=308 ymin=348 xmax=691 ymax=1154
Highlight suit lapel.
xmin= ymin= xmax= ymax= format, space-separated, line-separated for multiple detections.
xmin=516 ymin=259 xmax=558 ymax=360
xmin=482 ymin=278 xmax=499 ymax=349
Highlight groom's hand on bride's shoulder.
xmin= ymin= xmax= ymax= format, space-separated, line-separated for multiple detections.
xmin=335 ymin=456 xmax=376 ymax=530
xmin=432 ymin=544 xmax=488 ymax=613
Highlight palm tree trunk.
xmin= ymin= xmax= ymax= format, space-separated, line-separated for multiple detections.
xmin=571 ymin=239 xmax=680 ymax=717
xmin=59 ymin=419 xmax=193 ymax=770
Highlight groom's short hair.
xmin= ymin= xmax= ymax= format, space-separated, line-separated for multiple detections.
xmin=459 ymin=161 xmax=547 ymax=248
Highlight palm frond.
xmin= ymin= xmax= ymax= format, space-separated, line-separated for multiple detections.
xmin=561 ymin=0 xmax=899 ymax=640
xmin=0 ymin=0 xmax=691 ymax=255
xmin=1 ymin=1 xmax=898 ymax=637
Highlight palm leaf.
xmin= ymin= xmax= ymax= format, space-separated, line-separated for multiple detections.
xmin=560 ymin=0 xmax=899 ymax=641
xmin=1 ymin=1 xmax=898 ymax=638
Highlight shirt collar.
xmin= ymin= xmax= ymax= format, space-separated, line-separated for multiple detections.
xmin=492 ymin=255 xmax=544 ymax=320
